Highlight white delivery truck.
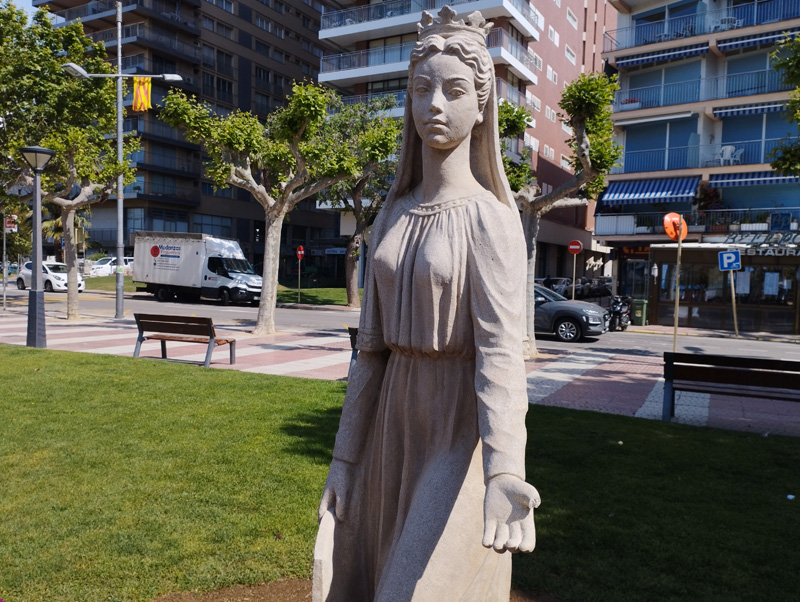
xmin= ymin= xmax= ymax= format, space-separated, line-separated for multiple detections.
xmin=133 ymin=231 xmax=262 ymax=305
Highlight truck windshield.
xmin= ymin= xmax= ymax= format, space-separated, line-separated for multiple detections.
xmin=223 ymin=258 xmax=256 ymax=274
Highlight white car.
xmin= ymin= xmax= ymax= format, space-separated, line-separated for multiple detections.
xmin=16 ymin=261 xmax=85 ymax=292
xmin=90 ymin=256 xmax=134 ymax=277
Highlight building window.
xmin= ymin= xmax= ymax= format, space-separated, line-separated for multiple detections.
xmin=548 ymin=26 xmax=559 ymax=47
xmin=562 ymin=122 xmax=573 ymax=135
xmin=545 ymin=106 xmax=558 ymax=123
xmin=273 ymin=25 xmax=285 ymax=39
xmin=194 ymin=213 xmax=233 ymax=237
xmin=202 ymin=15 xmax=214 ymax=31
xmin=565 ymin=45 xmax=576 ymax=65
xmin=560 ymin=155 xmax=573 ymax=170
xmin=255 ymin=14 xmax=270 ymax=32
xmin=546 ymin=66 xmax=558 ymax=85
xmin=566 ymin=8 xmax=578 ymax=29
xmin=312 ymin=45 xmax=324 ymax=59
xmin=274 ymin=0 xmax=285 ymax=13
xmin=254 ymin=40 xmax=270 ymax=57
xmin=528 ymin=135 xmax=540 ymax=152
xmin=202 ymin=72 xmax=215 ymax=96
xmin=532 ymin=52 xmax=543 ymax=71
xmin=216 ymin=22 xmax=234 ymax=39
xmin=216 ymin=78 xmax=233 ymax=104
xmin=273 ymin=49 xmax=285 ymax=63
xmin=527 ymin=92 xmax=541 ymax=112
xmin=152 ymin=209 xmax=189 ymax=232
xmin=202 ymin=44 xmax=215 ymax=68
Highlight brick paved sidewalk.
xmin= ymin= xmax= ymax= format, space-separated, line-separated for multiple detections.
xmin=2 ymin=310 xmax=798 ymax=437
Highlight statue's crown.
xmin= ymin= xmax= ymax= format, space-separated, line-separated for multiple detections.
xmin=418 ymin=6 xmax=493 ymax=42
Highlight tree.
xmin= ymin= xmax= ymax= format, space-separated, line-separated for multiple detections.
xmin=769 ymin=35 xmax=800 ymax=175
xmin=513 ymin=73 xmax=621 ymax=357
xmin=498 ymin=100 xmax=536 ymax=193
xmin=1 ymin=5 xmax=133 ymax=320
xmin=160 ymin=83 xmax=399 ymax=334
xmin=316 ymin=96 xmax=401 ymax=308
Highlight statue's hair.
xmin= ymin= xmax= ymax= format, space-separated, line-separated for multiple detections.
xmin=408 ymin=34 xmax=494 ymax=113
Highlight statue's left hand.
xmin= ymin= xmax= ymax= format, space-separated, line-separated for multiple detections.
xmin=482 ymin=473 xmax=541 ymax=553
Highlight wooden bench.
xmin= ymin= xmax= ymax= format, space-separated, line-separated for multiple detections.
xmin=133 ymin=314 xmax=236 ymax=368
xmin=662 ymin=352 xmax=800 ymax=421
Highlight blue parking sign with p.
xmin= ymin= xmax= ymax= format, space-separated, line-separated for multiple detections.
xmin=718 ymin=250 xmax=741 ymax=271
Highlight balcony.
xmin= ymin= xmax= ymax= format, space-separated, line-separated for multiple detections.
xmin=341 ymin=91 xmax=407 ymax=118
xmin=320 ymin=0 xmax=540 ymax=44
xmin=50 ymin=0 xmax=198 ymax=34
xmin=495 ymin=77 xmax=537 ymax=113
xmin=130 ymin=151 xmax=201 ymax=174
xmin=89 ymin=23 xmax=199 ymax=63
xmin=595 ymin=208 xmax=800 ymax=236
xmin=614 ymin=69 xmax=791 ymax=112
xmin=121 ymin=182 xmax=201 ymax=206
xmin=613 ymin=138 xmax=790 ymax=174
xmin=120 ymin=55 xmax=200 ymax=93
xmin=603 ymin=0 xmax=800 ymax=53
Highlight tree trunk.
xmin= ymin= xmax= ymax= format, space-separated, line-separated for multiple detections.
xmin=522 ymin=210 xmax=541 ymax=359
xmin=62 ymin=206 xmax=80 ymax=321
xmin=344 ymin=231 xmax=361 ymax=309
xmin=253 ymin=211 xmax=285 ymax=336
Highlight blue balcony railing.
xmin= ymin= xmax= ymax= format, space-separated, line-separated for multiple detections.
xmin=321 ymin=0 xmax=539 ymax=32
xmin=603 ymin=0 xmax=800 ymax=52
xmin=612 ymin=138 xmax=791 ymax=174
xmin=614 ymin=69 xmax=791 ymax=110
xmin=341 ymin=90 xmax=407 ymax=109
xmin=595 ymin=208 xmax=800 ymax=235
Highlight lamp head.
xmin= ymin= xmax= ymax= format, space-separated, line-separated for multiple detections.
xmin=61 ymin=62 xmax=90 ymax=79
xmin=160 ymin=74 xmax=183 ymax=83
xmin=19 ymin=146 xmax=56 ymax=171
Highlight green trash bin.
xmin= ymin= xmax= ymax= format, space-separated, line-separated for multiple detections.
xmin=632 ymin=299 xmax=648 ymax=326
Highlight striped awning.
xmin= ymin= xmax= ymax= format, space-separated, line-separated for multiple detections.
xmin=718 ymin=28 xmax=800 ymax=52
xmin=709 ymin=172 xmax=800 ymax=187
xmin=600 ymin=176 xmax=700 ymax=205
xmin=713 ymin=102 xmax=787 ymax=118
xmin=616 ymin=43 xmax=709 ymax=67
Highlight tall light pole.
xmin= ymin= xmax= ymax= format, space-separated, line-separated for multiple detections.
xmin=62 ymin=1 xmax=181 ymax=319
xmin=19 ymin=145 xmax=56 ymax=348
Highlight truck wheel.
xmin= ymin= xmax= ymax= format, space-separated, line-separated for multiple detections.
xmin=220 ymin=289 xmax=231 ymax=306
xmin=155 ymin=287 xmax=173 ymax=302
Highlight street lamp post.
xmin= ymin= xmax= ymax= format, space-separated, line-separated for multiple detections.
xmin=62 ymin=1 xmax=181 ymax=319
xmin=20 ymin=145 xmax=56 ymax=348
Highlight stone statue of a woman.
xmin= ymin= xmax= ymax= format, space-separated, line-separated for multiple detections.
xmin=314 ymin=7 xmax=540 ymax=601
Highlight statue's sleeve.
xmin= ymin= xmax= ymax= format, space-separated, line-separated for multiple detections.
xmin=331 ymin=243 xmax=389 ymax=464
xmin=467 ymin=201 xmax=529 ymax=481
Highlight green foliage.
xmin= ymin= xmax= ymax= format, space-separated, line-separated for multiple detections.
xmin=498 ymin=100 xmax=532 ymax=139
xmin=87 ymin=251 xmax=108 ymax=261
xmin=559 ymin=72 xmax=622 ymax=198
xmin=502 ymin=146 xmax=535 ymax=193
xmin=769 ymin=35 xmax=800 ymax=175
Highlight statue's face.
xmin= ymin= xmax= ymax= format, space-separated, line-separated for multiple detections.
xmin=411 ymin=52 xmax=483 ymax=151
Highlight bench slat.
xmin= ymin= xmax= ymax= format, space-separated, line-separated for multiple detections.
xmin=133 ymin=313 xmax=235 ymax=368
xmin=672 ymin=364 xmax=800 ymax=391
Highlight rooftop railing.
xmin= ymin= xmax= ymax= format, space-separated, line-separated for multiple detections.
xmin=603 ymin=0 xmax=800 ymax=53
xmin=614 ymin=69 xmax=790 ymax=110
xmin=321 ymin=0 xmax=539 ymax=32
xmin=612 ymin=138 xmax=790 ymax=174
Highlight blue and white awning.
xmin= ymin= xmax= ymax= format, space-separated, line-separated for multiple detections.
xmin=616 ymin=44 xmax=709 ymax=68
xmin=600 ymin=176 xmax=700 ymax=205
xmin=713 ymin=102 xmax=787 ymax=118
xmin=709 ymin=172 xmax=800 ymax=187
xmin=718 ymin=28 xmax=800 ymax=52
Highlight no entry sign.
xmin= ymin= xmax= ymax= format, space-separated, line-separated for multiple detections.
xmin=568 ymin=240 xmax=583 ymax=255
xmin=296 ymin=245 xmax=305 ymax=259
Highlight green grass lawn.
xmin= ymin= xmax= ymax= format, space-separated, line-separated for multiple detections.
xmin=275 ymin=286 xmax=361 ymax=306
xmin=84 ymin=275 xmax=137 ymax=293
xmin=1 ymin=345 xmax=798 ymax=602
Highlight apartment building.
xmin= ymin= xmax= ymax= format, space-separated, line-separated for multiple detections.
xmin=320 ymin=0 xmax=616 ymax=280
xmin=38 ymin=0 xmax=341 ymax=280
xmin=599 ymin=0 xmax=800 ymax=333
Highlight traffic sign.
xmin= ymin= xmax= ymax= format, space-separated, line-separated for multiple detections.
xmin=4 ymin=214 xmax=17 ymax=233
xmin=663 ymin=212 xmax=687 ymax=242
xmin=568 ymin=240 xmax=583 ymax=255
xmin=718 ymin=250 xmax=741 ymax=271
xmin=296 ymin=245 xmax=305 ymax=259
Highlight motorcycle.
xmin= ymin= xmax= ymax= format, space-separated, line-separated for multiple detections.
xmin=608 ymin=295 xmax=631 ymax=331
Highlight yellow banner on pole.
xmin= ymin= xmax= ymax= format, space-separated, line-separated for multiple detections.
xmin=132 ymin=77 xmax=152 ymax=112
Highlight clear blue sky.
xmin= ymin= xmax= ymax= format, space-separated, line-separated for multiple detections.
xmin=17 ymin=0 xmax=36 ymax=17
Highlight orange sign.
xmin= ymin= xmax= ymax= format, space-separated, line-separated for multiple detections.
xmin=663 ymin=212 xmax=687 ymax=242
xmin=132 ymin=77 xmax=152 ymax=112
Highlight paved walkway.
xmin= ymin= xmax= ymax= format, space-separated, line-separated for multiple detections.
xmin=2 ymin=307 xmax=799 ymax=438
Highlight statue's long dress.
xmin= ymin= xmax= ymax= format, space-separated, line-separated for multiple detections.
xmin=324 ymin=192 xmax=529 ymax=602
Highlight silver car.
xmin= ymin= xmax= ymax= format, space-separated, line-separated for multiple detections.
xmin=534 ymin=284 xmax=608 ymax=342
xmin=16 ymin=261 xmax=85 ymax=292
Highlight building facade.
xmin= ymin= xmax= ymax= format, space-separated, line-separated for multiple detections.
xmin=39 ymin=0 xmax=345 ymax=283
xmin=319 ymin=0 xmax=616 ymax=280
xmin=599 ymin=0 xmax=800 ymax=333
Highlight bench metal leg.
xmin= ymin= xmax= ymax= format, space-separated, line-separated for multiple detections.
xmin=133 ymin=336 xmax=144 ymax=358
xmin=204 ymin=340 xmax=215 ymax=368
xmin=161 ymin=340 xmax=168 ymax=359
xmin=229 ymin=340 xmax=236 ymax=365
xmin=662 ymin=380 xmax=675 ymax=422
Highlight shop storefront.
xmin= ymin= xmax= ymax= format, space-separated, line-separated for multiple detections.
xmin=649 ymin=238 xmax=800 ymax=334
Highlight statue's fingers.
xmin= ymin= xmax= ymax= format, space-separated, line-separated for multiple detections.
xmin=482 ymin=519 xmax=497 ymax=548
xmin=493 ymin=523 xmax=510 ymax=552
xmin=519 ymin=522 xmax=537 ymax=553
xmin=506 ymin=522 xmax=522 ymax=552
xmin=528 ymin=485 xmax=542 ymax=509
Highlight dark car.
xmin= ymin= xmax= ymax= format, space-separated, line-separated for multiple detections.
xmin=534 ymin=284 xmax=609 ymax=342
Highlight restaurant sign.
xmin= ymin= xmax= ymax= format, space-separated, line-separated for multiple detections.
xmin=723 ymin=232 xmax=800 ymax=246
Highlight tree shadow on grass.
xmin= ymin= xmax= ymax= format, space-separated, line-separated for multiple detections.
xmin=280 ymin=405 xmax=343 ymax=465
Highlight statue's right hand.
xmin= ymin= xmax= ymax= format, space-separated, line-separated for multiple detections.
xmin=318 ymin=458 xmax=353 ymax=522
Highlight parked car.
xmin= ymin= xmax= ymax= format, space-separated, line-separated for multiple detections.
xmin=533 ymin=284 xmax=608 ymax=342
xmin=534 ymin=276 xmax=572 ymax=296
xmin=89 ymin=256 xmax=134 ymax=277
xmin=564 ymin=276 xmax=592 ymax=299
xmin=16 ymin=261 xmax=85 ymax=292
